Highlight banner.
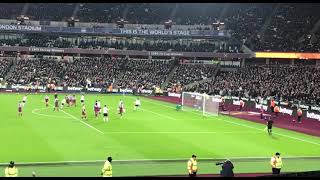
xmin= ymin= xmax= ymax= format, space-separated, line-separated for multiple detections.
xmin=0 ymin=24 xmax=42 ymax=31
xmin=119 ymin=29 xmax=191 ymax=36
xmin=306 ymin=111 xmax=320 ymax=121
xmin=0 ymin=24 xmax=228 ymax=37
xmin=168 ymin=92 xmax=181 ymax=98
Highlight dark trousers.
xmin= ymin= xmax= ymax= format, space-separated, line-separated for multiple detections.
xmin=272 ymin=168 xmax=281 ymax=174
xmin=298 ymin=116 xmax=301 ymax=123
xmin=189 ymin=172 xmax=197 ymax=177
xmin=260 ymin=113 xmax=263 ymax=119
xmin=268 ymin=127 xmax=272 ymax=135
xmin=275 ymin=112 xmax=279 ymax=117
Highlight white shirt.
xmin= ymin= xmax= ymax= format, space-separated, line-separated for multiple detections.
xmin=119 ymin=101 xmax=123 ymax=107
xmin=97 ymin=101 xmax=101 ymax=108
xmin=61 ymin=99 xmax=66 ymax=104
xmin=81 ymin=95 xmax=85 ymax=101
xmin=135 ymin=99 xmax=141 ymax=105
xmin=103 ymin=107 xmax=109 ymax=114
xmin=22 ymin=96 xmax=27 ymax=101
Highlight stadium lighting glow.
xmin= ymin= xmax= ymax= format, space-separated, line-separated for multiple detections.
xmin=255 ymin=52 xmax=320 ymax=60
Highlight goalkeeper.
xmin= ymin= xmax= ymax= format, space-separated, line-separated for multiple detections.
xmin=176 ymin=104 xmax=182 ymax=111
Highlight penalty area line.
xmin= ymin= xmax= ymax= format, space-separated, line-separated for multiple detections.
xmin=142 ymin=98 xmax=320 ymax=147
xmin=49 ymin=104 xmax=104 ymax=134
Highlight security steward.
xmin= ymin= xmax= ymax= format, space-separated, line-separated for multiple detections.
xmin=101 ymin=156 xmax=112 ymax=177
xmin=187 ymin=155 xmax=198 ymax=177
xmin=270 ymin=152 xmax=282 ymax=174
xmin=270 ymin=98 xmax=275 ymax=112
xmin=274 ymin=105 xmax=280 ymax=117
xmin=297 ymin=107 xmax=303 ymax=123
xmin=4 ymin=161 xmax=18 ymax=177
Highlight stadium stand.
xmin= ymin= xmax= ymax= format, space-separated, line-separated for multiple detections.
xmin=185 ymin=65 xmax=320 ymax=106
xmin=0 ymin=59 xmax=12 ymax=79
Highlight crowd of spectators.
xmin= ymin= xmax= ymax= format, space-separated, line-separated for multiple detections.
xmin=4 ymin=57 xmax=176 ymax=90
xmin=6 ymin=58 xmax=65 ymax=86
xmin=185 ymin=65 xmax=320 ymax=106
xmin=115 ymin=59 xmax=175 ymax=89
xmin=168 ymin=63 xmax=218 ymax=88
xmin=0 ymin=59 xmax=13 ymax=79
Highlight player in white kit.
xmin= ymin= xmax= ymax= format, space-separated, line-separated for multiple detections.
xmin=61 ymin=97 xmax=66 ymax=109
xmin=97 ymin=100 xmax=101 ymax=114
xmin=80 ymin=95 xmax=85 ymax=105
xmin=103 ymin=105 xmax=109 ymax=122
xmin=22 ymin=95 xmax=27 ymax=107
xmin=134 ymin=97 xmax=141 ymax=111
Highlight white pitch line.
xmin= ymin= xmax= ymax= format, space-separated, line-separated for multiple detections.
xmin=1 ymin=155 xmax=320 ymax=165
xmin=104 ymin=131 xmax=263 ymax=134
xmin=140 ymin=107 xmax=177 ymax=121
xmin=49 ymin=104 xmax=104 ymax=134
xmin=141 ymin=97 xmax=320 ymax=147
xmin=32 ymin=108 xmax=73 ymax=119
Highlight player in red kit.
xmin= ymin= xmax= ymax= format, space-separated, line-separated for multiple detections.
xmin=18 ymin=101 xmax=23 ymax=117
xmin=72 ymin=95 xmax=76 ymax=107
xmin=66 ymin=95 xmax=70 ymax=107
xmin=81 ymin=105 xmax=87 ymax=120
xmin=118 ymin=100 xmax=125 ymax=119
xmin=94 ymin=102 xmax=99 ymax=118
xmin=44 ymin=95 xmax=49 ymax=107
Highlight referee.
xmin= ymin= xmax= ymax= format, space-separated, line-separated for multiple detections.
xmin=267 ymin=117 xmax=274 ymax=135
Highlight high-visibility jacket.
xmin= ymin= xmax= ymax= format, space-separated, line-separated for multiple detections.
xmin=270 ymin=156 xmax=282 ymax=169
xmin=274 ymin=106 xmax=280 ymax=113
xmin=240 ymin=100 xmax=244 ymax=107
xmin=101 ymin=161 xmax=112 ymax=177
xmin=297 ymin=109 xmax=302 ymax=117
xmin=187 ymin=158 xmax=198 ymax=173
xmin=270 ymin=100 xmax=275 ymax=108
xmin=5 ymin=167 xmax=18 ymax=177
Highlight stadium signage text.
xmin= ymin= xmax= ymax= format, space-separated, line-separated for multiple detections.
xmin=168 ymin=92 xmax=181 ymax=98
xmin=29 ymin=47 xmax=65 ymax=53
xmin=255 ymin=104 xmax=268 ymax=111
xmin=87 ymin=87 xmax=102 ymax=92
xmin=119 ymin=29 xmax=190 ymax=36
xmin=306 ymin=111 xmax=320 ymax=121
xmin=279 ymin=107 xmax=293 ymax=116
xmin=311 ymin=106 xmax=320 ymax=111
xmin=149 ymin=51 xmax=184 ymax=56
xmin=0 ymin=24 xmax=42 ymax=31
xmin=67 ymin=87 xmax=82 ymax=91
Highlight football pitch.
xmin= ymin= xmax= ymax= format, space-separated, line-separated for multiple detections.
xmin=1 ymin=93 xmax=320 ymax=177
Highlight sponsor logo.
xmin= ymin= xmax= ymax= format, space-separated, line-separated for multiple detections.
xmin=168 ymin=92 xmax=181 ymax=98
xmin=233 ymin=100 xmax=240 ymax=106
xmin=87 ymin=88 xmax=101 ymax=92
xmin=67 ymin=87 xmax=82 ymax=91
xmin=279 ymin=107 xmax=293 ymax=116
xmin=306 ymin=111 xmax=320 ymax=121
xmin=255 ymin=104 xmax=268 ymax=111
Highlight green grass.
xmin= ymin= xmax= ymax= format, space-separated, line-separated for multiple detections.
xmin=0 ymin=93 xmax=320 ymax=177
